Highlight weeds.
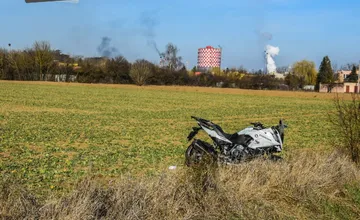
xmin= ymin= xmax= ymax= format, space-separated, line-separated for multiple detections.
xmin=0 ymin=175 xmax=40 ymax=219
xmin=1 ymin=150 xmax=360 ymax=219
xmin=330 ymin=93 xmax=360 ymax=164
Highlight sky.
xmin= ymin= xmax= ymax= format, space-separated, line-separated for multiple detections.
xmin=1 ymin=0 xmax=360 ymax=71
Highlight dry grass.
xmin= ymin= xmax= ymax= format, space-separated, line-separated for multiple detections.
xmin=330 ymin=93 xmax=360 ymax=164
xmin=1 ymin=80 xmax=355 ymax=100
xmin=1 ymin=150 xmax=360 ymax=220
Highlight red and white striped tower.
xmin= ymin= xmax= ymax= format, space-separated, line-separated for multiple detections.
xmin=197 ymin=46 xmax=222 ymax=72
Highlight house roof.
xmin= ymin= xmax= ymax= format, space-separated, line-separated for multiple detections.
xmin=338 ymin=70 xmax=359 ymax=75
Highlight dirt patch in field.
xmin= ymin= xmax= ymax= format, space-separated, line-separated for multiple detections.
xmin=0 ymin=103 xmax=100 ymax=115
xmin=141 ymin=85 xmax=352 ymax=100
xmin=1 ymin=80 xmax=353 ymax=100
xmin=27 ymin=144 xmax=44 ymax=153
xmin=0 ymin=104 xmax=67 ymax=113
xmin=55 ymin=140 xmax=89 ymax=150
xmin=0 ymin=152 xmax=11 ymax=158
xmin=110 ymin=139 xmax=130 ymax=146
xmin=52 ymin=151 xmax=78 ymax=160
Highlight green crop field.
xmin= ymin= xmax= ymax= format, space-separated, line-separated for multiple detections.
xmin=0 ymin=81 xmax=348 ymax=196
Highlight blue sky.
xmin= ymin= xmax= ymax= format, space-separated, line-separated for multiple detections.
xmin=1 ymin=0 xmax=359 ymax=70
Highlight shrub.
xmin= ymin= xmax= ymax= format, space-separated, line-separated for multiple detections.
xmin=130 ymin=59 xmax=154 ymax=86
xmin=330 ymin=93 xmax=360 ymax=164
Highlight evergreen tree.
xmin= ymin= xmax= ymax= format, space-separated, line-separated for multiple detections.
xmin=347 ymin=65 xmax=358 ymax=82
xmin=316 ymin=56 xmax=334 ymax=91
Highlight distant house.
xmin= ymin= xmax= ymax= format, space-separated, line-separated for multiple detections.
xmin=319 ymin=82 xmax=359 ymax=93
xmin=319 ymin=70 xmax=360 ymax=93
xmin=272 ymin=72 xmax=286 ymax=79
xmin=216 ymin=81 xmax=224 ymax=87
xmin=303 ymin=85 xmax=315 ymax=91
xmin=55 ymin=74 xmax=77 ymax=82
xmin=336 ymin=69 xmax=359 ymax=83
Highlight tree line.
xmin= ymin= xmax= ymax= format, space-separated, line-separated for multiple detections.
xmin=0 ymin=41 xmax=358 ymax=91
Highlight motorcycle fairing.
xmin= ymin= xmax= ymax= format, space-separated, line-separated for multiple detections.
xmin=202 ymin=126 xmax=232 ymax=143
xmin=189 ymin=115 xmax=283 ymax=151
xmin=238 ymin=127 xmax=282 ymax=151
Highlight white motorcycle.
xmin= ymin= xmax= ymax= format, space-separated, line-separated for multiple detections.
xmin=185 ymin=116 xmax=287 ymax=166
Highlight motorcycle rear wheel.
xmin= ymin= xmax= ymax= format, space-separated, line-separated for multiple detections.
xmin=185 ymin=144 xmax=203 ymax=166
xmin=185 ymin=143 xmax=216 ymax=167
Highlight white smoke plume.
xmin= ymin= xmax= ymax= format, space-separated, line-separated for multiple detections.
xmin=265 ymin=45 xmax=280 ymax=74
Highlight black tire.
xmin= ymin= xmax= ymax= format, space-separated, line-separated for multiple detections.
xmin=185 ymin=144 xmax=203 ymax=167
xmin=269 ymin=154 xmax=283 ymax=161
xmin=185 ymin=141 xmax=217 ymax=167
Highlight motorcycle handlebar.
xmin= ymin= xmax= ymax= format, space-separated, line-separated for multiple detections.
xmin=191 ymin=116 xmax=199 ymax=120
xmin=191 ymin=116 xmax=211 ymax=123
xmin=250 ymin=122 xmax=262 ymax=125
xmin=250 ymin=122 xmax=265 ymax=128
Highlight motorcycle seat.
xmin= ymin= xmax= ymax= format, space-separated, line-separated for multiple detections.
xmin=213 ymin=124 xmax=248 ymax=145
xmin=228 ymin=133 xmax=248 ymax=145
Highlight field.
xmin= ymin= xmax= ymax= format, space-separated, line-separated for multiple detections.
xmin=1 ymin=81 xmax=360 ymax=219
xmin=0 ymin=81 xmax=349 ymax=194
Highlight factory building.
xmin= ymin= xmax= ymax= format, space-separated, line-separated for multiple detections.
xmin=197 ymin=46 xmax=222 ymax=72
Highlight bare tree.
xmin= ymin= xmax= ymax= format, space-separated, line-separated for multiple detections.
xmin=160 ymin=43 xmax=184 ymax=71
xmin=130 ymin=59 xmax=154 ymax=86
xmin=339 ymin=62 xmax=360 ymax=71
xmin=33 ymin=41 xmax=54 ymax=81
xmin=15 ymin=48 xmax=37 ymax=80
xmin=330 ymin=93 xmax=360 ymax=164
xmin=332 ymin=62 xmax=338 ymax=73
xmin=0 ymin=48 xmax=10 ymax=79
xmin=237 ymin=65 xmax=248 ymax=74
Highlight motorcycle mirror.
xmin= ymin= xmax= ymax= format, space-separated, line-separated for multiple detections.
xmin=278 ymin=119 xmax=288 ymax=128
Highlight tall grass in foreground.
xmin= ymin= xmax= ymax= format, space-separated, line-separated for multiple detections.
xmin=1 ymin=150 xmax=360 ymax=220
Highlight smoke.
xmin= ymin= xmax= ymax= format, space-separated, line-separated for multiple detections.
xmin=97 ymin=37 xmax=119 ymax=58
xmin=254 ymin=30 xmax=280 ymax=73
xmin=139 ymin=11 xmax=162 ymax=58
xmin=265 ymin=45 xmax=280 ymax=74
xmin=261 ymin=32 xmax=272 ymax=41
xmin=255 ymin=30 xmax=273 ymax=42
